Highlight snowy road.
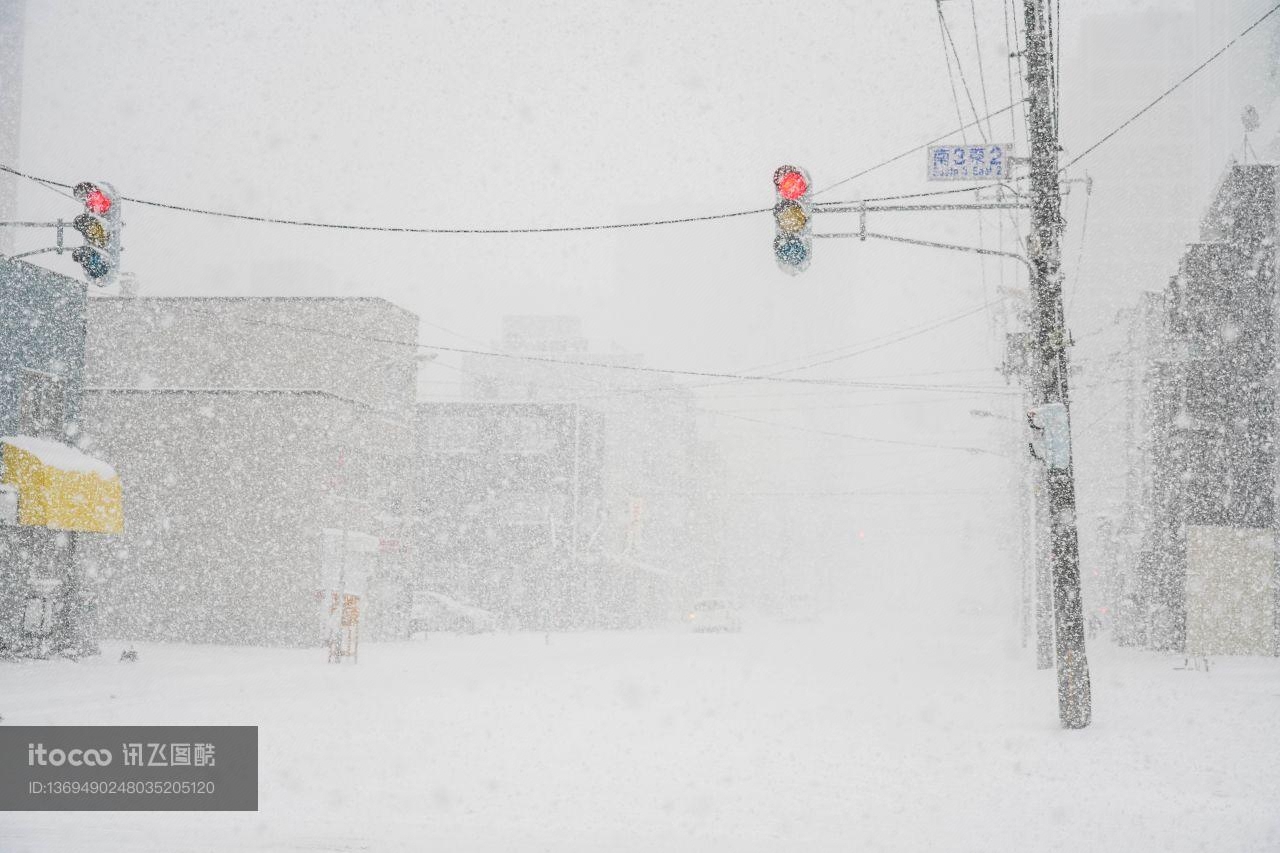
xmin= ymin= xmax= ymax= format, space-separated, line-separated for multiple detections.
xmin=3 ymin=608 xmax=1279 ymax=852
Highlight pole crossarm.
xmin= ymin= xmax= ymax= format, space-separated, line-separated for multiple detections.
xmin=813 ymin=202 xmax=1029 ymax=213
xmin=812 ymin=229 xmax=1033 ymax=271
xmin=0 ymin=219 xmax=70 ymax=264
xmin=2 ymin=247 xmax=64 ymax=261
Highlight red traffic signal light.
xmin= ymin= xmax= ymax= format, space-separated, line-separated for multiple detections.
xmin=77 ymin=184 xmax=113 ymax=215
xmin=71 ymin=181 xmax=122 ymax=283
xmin=772 ymin=165 xmax=812 ymax=274
xmin=773 ymin=167 xmax=809 ymax=201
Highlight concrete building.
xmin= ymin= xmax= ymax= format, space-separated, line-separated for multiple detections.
xmin=415 ymin=400 xmax=607 ymax=629
xmin=79 ymin=296 xmax=418 ymax=646
xmin=457 ymin=316 xmax=707 ymax=621
xmin=1073 ymin=4 xmax=1280 ymax=301
xmin=1109 ymin=290 xmax=1168 ymax=648
xmin=1118 ymin=162 xmax=1279 ymax=655
xmin=0 ymin=258 xmax=123 ymax=658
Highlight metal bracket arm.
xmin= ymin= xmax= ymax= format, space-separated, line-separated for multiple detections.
xmin=812 ymin=230 xmax=1033 ymax=272
xmin=813 ymin=202 xmax=1030 ymax=213
xmin=0 ymin=219 xmax=68 ymax=260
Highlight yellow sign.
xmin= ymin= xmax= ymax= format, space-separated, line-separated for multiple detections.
xmin=1 ymin=437 xmax=123 ymax=534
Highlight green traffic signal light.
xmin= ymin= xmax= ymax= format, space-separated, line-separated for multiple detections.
xmin=72 ymin=246 xmax=112 ymax=279
xmin=774 ymin=235 xmax=810 ymax=269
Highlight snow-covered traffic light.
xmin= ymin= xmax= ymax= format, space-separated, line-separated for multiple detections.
xmin=772 ymin=165 xmax=812 ymax=274
xmin=71 ymin=181 xmax=122 ymax=283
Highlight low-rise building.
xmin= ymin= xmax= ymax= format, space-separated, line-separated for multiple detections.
xmin=1119 ymin=162 xmax=1279 ymax=656
xmin=457 ymin=316 xmax=704 ymax=622
xmin=79 ymin=295 xmax=417 ymax=646
xmin=0 ymin=258 xmax=123 ymax=658
xmin=414 ymin=400 xmax=606 ymax=629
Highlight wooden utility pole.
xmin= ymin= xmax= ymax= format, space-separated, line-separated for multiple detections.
xmin=1034 ymin=464 xmax=1055 ymax=670
xmin=1022 ymin=0 xmax=1091 ymax=728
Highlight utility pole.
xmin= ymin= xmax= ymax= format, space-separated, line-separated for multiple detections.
xmin=1022 ymin=0 xmax=1091 ymax=728
xmin=1033 ymin=465 xmax=1054 ymax=669
xmin=571 ymin=403 xmax=581 ymax=612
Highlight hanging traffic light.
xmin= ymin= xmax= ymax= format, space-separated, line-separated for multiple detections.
xmin=71 ymin=181 xmax=122 ymax=283
xmin=772 ymin=165 xmax=812 ymax=274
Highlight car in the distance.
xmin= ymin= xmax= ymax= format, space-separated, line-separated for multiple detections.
xmin=408 ymin=590 xmax=499 ymax=636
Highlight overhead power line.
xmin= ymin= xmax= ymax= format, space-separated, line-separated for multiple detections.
xmin=1061 ymin=1 xmax=1280 ymax=171
xmin=5 ymin=6 xmax=1269 ymax=237
xmin=968 ymin=0 xmax=995 ymax=140
xmin=813 ymin=99 xmax=1025 ymax=197
xmin=936 ymin=1 xmax=989 ymax=144
xmin=177 ymin=305 xmax=1018 ymax=395
xmin=761 ymin=299 xmax=1002 ymax=377
xmin=0 ymin=162 xmax=768 ymax=234
xmin=0 ymin=101 xmax=1026 ymax=235
xmin=937 ymin=2 xmax=974 ymax=146
xmin=699 ymin=295 xmax=1005 ymax=378
xmin=706 ymin=408 xmax=1005 ymax=456
xmin=817 ymin=182 xmax=1024 ymax=207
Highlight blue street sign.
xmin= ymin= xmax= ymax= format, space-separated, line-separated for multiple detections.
xmin=927 ymin=143 xmax=1013 ymax=181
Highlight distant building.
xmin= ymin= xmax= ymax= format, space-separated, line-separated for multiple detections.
xmin=457 ymin=316 xmax=707 ymax=620
xmin=0 ymin=258 xmax=123 ymax=658
xmin=1075 ymin=5 xmax=1280 ymax=296
xmin=415 ymin=400 xmax=607 ymax=629
xmin=80 ymin=296 xmax=417 ymax=645
xmin=1108 ymin=290 xmax=1167 ymax=649
xmin=1118 ymin=163 xmax=1279 ymax=655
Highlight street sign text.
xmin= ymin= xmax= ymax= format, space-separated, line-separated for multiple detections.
xmin=927 ymin=143 xmax=1012 ymax=181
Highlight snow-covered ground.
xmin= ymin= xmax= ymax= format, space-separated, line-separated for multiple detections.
xmin=3 ymin=605 xmax=1279 ymax=852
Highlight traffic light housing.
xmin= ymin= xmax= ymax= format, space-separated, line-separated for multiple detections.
xmin=71 ymin=181 xmax=122 ymax=283
xmin=772 ymin=165 xmax=812 ymax=274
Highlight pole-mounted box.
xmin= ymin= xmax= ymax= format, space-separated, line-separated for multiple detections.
xmin=1027 ymin=402 xmax=1070 ymax=469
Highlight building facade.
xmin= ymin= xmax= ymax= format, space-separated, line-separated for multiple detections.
xmin=0 ymin=258 xmax=122 ymax=658
xmin=1117 ymin=163 xmax=1279 ymax=655
xmin=80 ymin=296 xmax=417 ymax=646
xmin=454 ymin=316 xmax=711 ymax=622
xmin=415 ymin=400 xmax=608 ymax=629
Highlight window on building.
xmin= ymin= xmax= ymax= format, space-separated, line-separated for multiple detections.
xmin=424 ymin=414 xmax=482 ymax=454
xmin=502 ymin=492 xmax=550 ymax=525
xmin=502 ymin=415 xmax=553 ymax=454
xmin=19 ymin=370 xmax=66 ymax=439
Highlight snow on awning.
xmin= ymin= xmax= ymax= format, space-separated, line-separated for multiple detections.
xmin=0 ymin=436 xmax=123 ymax=534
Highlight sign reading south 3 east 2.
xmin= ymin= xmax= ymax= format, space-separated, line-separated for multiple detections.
xmin=927 ymin=143 xmax=1013 ymax=180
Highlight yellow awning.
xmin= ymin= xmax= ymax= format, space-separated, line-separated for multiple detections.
xmin=1 ymin=436 xmax=123 ymax=534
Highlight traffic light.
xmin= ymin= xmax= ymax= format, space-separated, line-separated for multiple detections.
xmin=772 ymin=165 xmax=812 ymax=274
xmin=70 ymin=181 xmax=122 ymax=283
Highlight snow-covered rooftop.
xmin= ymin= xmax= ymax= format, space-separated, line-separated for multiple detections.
xmin=0 ymin=436 xmax=118 ymax=479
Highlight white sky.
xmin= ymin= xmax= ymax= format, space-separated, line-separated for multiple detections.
xmin=11 ymin=0 xmax=1280 ymax=569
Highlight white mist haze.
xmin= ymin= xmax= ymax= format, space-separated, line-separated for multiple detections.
xmin=3 ymin=0 xmax=1280 ymax=849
